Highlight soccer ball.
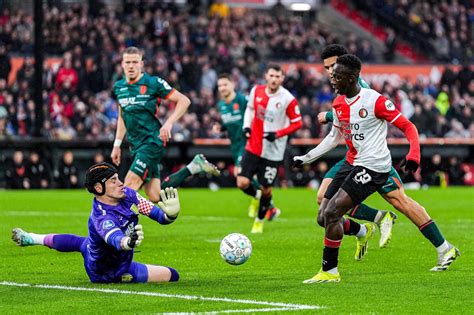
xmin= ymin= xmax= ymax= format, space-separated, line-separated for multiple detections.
xmin=220 ymin=233 xmax=252 ymax=265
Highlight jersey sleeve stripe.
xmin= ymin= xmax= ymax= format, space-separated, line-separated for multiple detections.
xmin=390 ymin=113 xmax=402 ymax=123
xmin=164 ymin=88 xmax=176 ymax=100
xmin=104 ymin=227 xmax=121 ymax=243
xmin=290 ymin=117 xmax=302 ymax=123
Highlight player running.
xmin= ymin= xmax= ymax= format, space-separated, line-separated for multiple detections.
xmin=294 ymin=55 xmax=459 ymax=283
xmin=238 ymin=64 xmax=303 ymax=233
xmin=12 ymin=162 xmax=181 ymax=283
xmin=318 ymin=44 xmax=398 ymax=251
xmin=317 ymin=44 xmax=459 ymax=260
xmin=214 ymin=73 xmax=280 ymax=220
xmin=111 ymin=46 xmax=219 ymax=203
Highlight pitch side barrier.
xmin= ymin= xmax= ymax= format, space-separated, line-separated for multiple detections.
xmin=0 ymin=138 xmax=472 ymax=188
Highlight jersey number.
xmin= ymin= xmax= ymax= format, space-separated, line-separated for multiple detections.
xmin=264 ymin=166 xmax=277 ymax=183
xmin=353 ymin=169 xmax=372 ymax=184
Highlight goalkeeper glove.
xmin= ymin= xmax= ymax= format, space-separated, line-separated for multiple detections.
xmin=158 ymin=187 xmax=181 ymax=219
xmin=121 ymin=224 xmax=144 ymax=250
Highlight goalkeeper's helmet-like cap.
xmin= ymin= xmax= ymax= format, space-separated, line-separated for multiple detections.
xmin=85 ymin=162 xmax=118 ymax=195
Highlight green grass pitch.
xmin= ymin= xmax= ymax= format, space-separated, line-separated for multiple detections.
xmin=0 ymin=187 xmax=472 ymax=314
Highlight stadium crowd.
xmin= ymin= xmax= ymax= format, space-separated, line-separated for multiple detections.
xmin=0 ymin=2 xmax=472 ymax=188
xmin=350 ymin=0 xmax=473 ymax=63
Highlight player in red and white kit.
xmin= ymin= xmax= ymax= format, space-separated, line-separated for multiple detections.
xmin=293 ymin=55 xmax=459 ymax=283
xmin=237 ymin=64 xmax=302 ymax=233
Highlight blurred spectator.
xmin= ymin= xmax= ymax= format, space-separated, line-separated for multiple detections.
xmin=446 ymin=156 xmax=465 ymax=186
xmin=55 ymin=150 xmax=78 ymax=188
xmin=421 ymin=154 xmax=446 ymax=186
xmin=0 ymin=44 xmax=11 ymax=81
xmin=208 ymin=0 xmax=230 ymax=18
xmin=26 ymin=151 xmax=50 ymax=188
xmin=5 ymin=150 xmax=28 ymax=189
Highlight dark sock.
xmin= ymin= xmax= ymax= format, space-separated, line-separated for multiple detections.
xmin=343 ymin=218 xmax=362 ymax=236
xmin=348 ymin=204 xmax=380 ymax=222
xmin=162 ymin=167 xmax=192 ymax=189
xmin=251 ymin=178 xmax=260 ymax=190
xmin=257 ymin=194 xmax=271 ymax=220
xmin=47 ymin=234 xmax=86 ymax=252
xmin=419 ymin=220 xmax=446 ymax=248
xmin=322 ymin=237 xmax=341 ymax=271
xmin=241 ymin=185 xmax=257 ymax=198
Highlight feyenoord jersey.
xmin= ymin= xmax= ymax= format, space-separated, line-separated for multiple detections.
xmin=243 ymin=85 xmax=301 ymax=161
xmin=332 ymin=87 xmax=402 ymax=173
xmin=112 ymin=73 xmax=175 ymax=152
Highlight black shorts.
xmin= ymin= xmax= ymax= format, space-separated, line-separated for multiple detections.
xmin=239 ymin=150 xmax=281 ymax=187
xmin=324 ymin=161 xmax=389 ymax=206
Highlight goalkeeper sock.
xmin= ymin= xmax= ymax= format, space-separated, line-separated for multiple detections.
xmin=162 ymin=168 xmax=192 ymax=189
xmin=29 ymin=233 xmax=47 ymax=245
xmin=419 ymin=220 xmax=446 ymax=250
xmin=348 ymin=204 xmax=382 ymax=223
xmin=322 ymin=237 xmax=341 ymax=272
xmin=45 ymin=234 xmax=86 ymax=252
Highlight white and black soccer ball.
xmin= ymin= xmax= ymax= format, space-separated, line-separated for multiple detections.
xmin=220 ymin=233 xmax=252 ymax=265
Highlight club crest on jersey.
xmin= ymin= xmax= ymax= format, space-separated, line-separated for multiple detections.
xmin=275 ymin=102 xmax=282 ymax=109
xmin=102 ymin=220 xmax=115 ymax=230
xmin=359 ymin=108 xmax=368 ymax=118
xmin=139 ymin=85 xmax=147 ymax=94
xmin=233 ymin=103 xmax=239 ymax=111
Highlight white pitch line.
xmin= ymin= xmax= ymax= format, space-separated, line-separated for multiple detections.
xmin=0 ymin=281 xmax=323 ymax=311
xmin=1 ymin=211 xmax=87 ymax=217
xmin=161 ymin=307 xmax=311 ymax=314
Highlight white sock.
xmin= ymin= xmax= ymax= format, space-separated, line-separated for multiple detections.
xmin=29 ymin=233 xmax=46 ymax=245
xmin=356 ymin=224 xmax=367 ymax=238
xmin=186 ymin=161 xmax=201 ymax=175
xmin=436 ymin=240 xmax=450 ymax=254
xmin=374 ymin=211 xmax=386 ymax=224
xmin=326 ymin=267 xmax=338 ymax=275
xmin=255 ymin=190 xmax=262 ymax=200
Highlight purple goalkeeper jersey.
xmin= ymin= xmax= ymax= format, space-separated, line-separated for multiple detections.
xmin=83 ymin=187 xmax=139 ymax=282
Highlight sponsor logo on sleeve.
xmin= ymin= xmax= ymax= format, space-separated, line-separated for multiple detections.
xmin=385 ymin=100 xmax=395 ymax=111
xmin=102 ymin=220 xmax=115 ymax=230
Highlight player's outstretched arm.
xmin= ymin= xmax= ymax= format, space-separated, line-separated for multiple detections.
xmin=135 ymin=189 xmax=180 ymax=225
xmin=101 ymin=221 xmax=144 ymax=251
xmin=111 ymin=106 xmax=126 ymax=166
xmin=293 ymin=125 xmax=342 ymax=167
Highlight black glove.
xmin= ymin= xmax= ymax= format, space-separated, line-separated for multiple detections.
xmin=243 ymin=128 xmax=251 ymax=139
xmin=264 ymin=132 xmax=277 ymax=142
xmin=400 ymin=158 xmax=419 ymax=173
xmin=127 ymin=232 xmax=139 ymax=248
xmin=292 ymin=157 xmax=304 ymax=169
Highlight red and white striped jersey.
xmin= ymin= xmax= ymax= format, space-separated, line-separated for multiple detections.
xmin=332 ymin=87 xmax=403 ymax=173
xmin=243 ymin=85 xmax=302 ymax=161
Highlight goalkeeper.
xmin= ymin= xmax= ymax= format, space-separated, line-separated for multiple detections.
xmin=11 ymin=162 xmax=181 ymax=283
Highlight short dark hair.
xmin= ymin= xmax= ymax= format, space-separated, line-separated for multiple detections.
xmin=321 ymin=44 xmax=348 ymax=60
xmin=123 ymin=46 xmax=143 ymax=57
xmin=218 ymin=73 xmax=232 ymax=80
xmin=335 ymin=54 xmax=362 ymax=74
xmin=266 ymin=63 xmax=283 ymax=74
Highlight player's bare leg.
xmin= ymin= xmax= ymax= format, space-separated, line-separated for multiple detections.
xmin=144 ymin=178 xmax=162 ymax=203
xmin=124 ymin=171 xmax=144 ymax=191
xmin=383 ymin=188 xmax=460 ymax=271
xmin=318 ymin=178 xmax=393 ymax=248
xmin=145 ymin=265 xmax=179 ymax=282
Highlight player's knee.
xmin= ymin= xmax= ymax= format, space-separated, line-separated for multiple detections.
xmin=317 ymin=213 xmax=325 ymax=227
xmin=148 ymin=194 xmax=160 ymax=203
xmin=236 ymin=177 xmax=250 ymax=190
xmin=324 ymin=207 xmax=339 ymax=225
xmin=261 ymin=187 xmax=272 ymax=197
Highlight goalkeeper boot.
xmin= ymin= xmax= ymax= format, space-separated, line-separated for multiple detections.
xmin=192 ymin=154 xmax=221 ymax=176
xmin=12 ymin=228 xmax=34 ymax=246
xmin=265 ymin=207 xmax=281 ymax=221
xmin=430 ymin=244 xmax=460 ymax=271
xmin=355 ymin=223 xmax=376 ymax=261
xmin=303 ymin=269 xmax=341 ymax=283
xmin=251 ymin=218 xmax=264 ymax=234
xmin=248 ymin=197 xmax=259 ymax=218
xmin=378 ymin=211 xmax=397 ymax=248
